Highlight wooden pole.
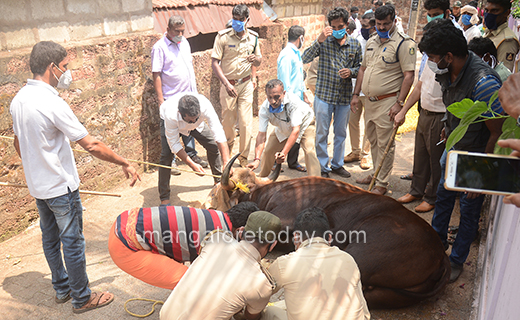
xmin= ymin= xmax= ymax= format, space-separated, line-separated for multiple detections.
xmin=0 ymin=181 xmax=122 ymax=197
xmin=407 ymin=0 xmax=422 ymax=40
xmin=368 ymin=127 xmax=398 ymax=192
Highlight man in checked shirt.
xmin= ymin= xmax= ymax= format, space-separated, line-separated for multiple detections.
xmin=302 ymin=7 xmax=362 ymax=179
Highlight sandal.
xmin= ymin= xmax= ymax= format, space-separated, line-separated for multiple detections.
xmin=73 ymin=291 xmax=114 ymax=314
xmin=289 ymin=164 xmax=307 ymax=172
xmin=400 ymin=173 xmax=413 ymax=180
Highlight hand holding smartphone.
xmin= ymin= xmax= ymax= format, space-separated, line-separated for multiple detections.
xmin=445 ymin=151 xmax=520 ymax=195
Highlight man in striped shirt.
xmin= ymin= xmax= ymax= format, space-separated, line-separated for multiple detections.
xmin=418 ymin=19 xmax=504 ymax=283
xmin=108 ymin=202 xmax=259 ymax=289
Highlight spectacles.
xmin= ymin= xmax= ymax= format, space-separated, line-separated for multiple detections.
xmin=182 ymin=115 xmax=200 ymax=124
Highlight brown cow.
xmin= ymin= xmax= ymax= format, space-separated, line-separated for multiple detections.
xmin=205 ymin=155 xmax=450 ymax=309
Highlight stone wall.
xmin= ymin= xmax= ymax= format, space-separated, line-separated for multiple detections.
xmin=0 ymin=0 xmax=154 ymax=51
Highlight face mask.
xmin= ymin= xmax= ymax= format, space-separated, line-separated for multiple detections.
xmin=332 ymin=28 xmax=346 ymax=39
xmin=484 ymin=12 xmax=499 ymax=30
xmin=53 ymin=64 xmax=73 ymax=89
xmin=269 ymin=103 xmax=284 ymax=113
xmin=232 ymin=19 xmax=245 ymax=32
xmin=352 ymin=13 xmax=358 ymax=19
xmin=461 ymin=14 xmax=472 ymax=26
xmin=427 ymin=56 xmax=450 ymax=75
xmin=172 ymin=35 xmax=182 ymax=43
xmin=427 ymin=13 xmax=444 ymax=23
xmin=361 ymin=28 xmax=371 ymax=40
xmin=376 ymin=22 xmax=394 ymax=39
xmin=482 ymin=53 xmax=497 ymax=69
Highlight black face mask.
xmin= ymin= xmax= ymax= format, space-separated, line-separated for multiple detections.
xmin=361 ymin=28 xmax=371 ymax=40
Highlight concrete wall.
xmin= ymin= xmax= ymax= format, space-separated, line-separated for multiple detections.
xmin=471 ymin=196 xmax=520 ymax=320
xmin=266 ymin=0 xmax=323 ymax=18
xmin=0 ymin=0 xmax=154 ymax=51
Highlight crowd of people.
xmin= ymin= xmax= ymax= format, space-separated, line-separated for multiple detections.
xmin=8 ymin=0 xmax=520 ymax=317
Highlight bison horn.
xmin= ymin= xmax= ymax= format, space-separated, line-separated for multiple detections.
xmin=267 ymin=162 xmax=281 ymax=181
xmin=221 ymin=153 xmax=241 ymax=191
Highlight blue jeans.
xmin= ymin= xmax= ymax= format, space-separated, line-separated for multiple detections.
xmin=314 ymin=96 xmax=350 ymax=172
xmin=36 ymin=189 xmax=91 ymax=308
xmin=431 ymin=150 xmax=485 ymax=266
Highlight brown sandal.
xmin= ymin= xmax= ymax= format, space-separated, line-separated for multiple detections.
xmin=73 ymin=291 xmax=114 ymax=314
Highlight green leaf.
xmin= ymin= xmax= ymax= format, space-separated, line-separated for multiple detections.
xmin=501 ymin=116 xmax=518 ymax=133
xmin=488 ymin=90 xmax=499 ymax=110
xmin=446 ymin=124 xmax=469 ymax=151
xmin=460 ymin=101 xmax=489 ymax=126
xmin=447 ymin=99 xmax=475 ymax=119
xmin=495 ymin=129 xmax=515 ymax=154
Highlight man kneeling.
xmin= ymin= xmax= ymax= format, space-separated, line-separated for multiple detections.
xmin=265 ymin=207 xmax=370 ymax=320
xmin=247 ymin=79 xmax=320 ymax=177
xmin=108 ymin=202 xmax=259 ymax=289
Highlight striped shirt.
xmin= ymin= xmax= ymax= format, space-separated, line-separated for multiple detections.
xmin=302 ymin=36 xmax=362 ymax=105
xmin=473 ymin=74 xmax=503 ymax=116
xmin=115 ymin=206 xmax=232 ymax=262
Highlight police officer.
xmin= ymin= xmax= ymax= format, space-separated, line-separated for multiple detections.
xmin=352 ymin=5 xmax=416 ymax=195
xmin=211 ymin=4 xmax=262 ymax=168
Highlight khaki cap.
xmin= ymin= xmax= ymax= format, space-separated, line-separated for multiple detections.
xmin=243 ymin=211 xmax=282 ymax=242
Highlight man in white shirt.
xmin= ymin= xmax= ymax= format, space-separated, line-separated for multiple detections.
xmin=10 ymin=41 xmax=140 ymax=314
xmin=161 ymin=93 xmax=230 ymax=183
xmin=247 ymin=79 xmax=320 ymax=177
xmin=152 ymin=15 xmax=207 ymax=204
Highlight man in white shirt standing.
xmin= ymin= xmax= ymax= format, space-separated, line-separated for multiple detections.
xmin=152 ymin=15 xmax=208 ymax=205
xmin=10 ymin=41 xmax=140 ymax=314
xmin=247 ymin=79 xmax=320 ymax=177
xmin=161 ymin=93 xmax=230 ymax=183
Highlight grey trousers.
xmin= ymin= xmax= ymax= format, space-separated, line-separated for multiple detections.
xmin=158 ymin=120 xmax=222 ymax=201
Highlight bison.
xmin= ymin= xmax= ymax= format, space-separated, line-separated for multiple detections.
xmin=204 ymin=154 xmax=450 ymax=309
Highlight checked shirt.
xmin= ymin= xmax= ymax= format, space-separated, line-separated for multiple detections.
xmin=302 ymin=35 xmax=362 ymax=105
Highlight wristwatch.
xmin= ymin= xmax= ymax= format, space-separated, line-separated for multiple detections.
xmin=397 ymin=100 xmax=405 ymax=107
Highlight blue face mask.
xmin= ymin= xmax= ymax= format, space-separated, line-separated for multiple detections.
xmin=332 ymin=28 xmax=346 ymax=39
xmin=231 ymin=19 xmax=245 ymax=32
xmin=461 ymin=14 xmax=472 ymax=26
xmin=361 ymin=28 xmax=371 ymax=40
xmin=269 ymin=103 xmax=284 ymax=113
xmin=484 ymin=12 xmax=499 ymax=30
xmin=376 ymin=22 xmax=393 ymax=39
xmin=427 ymin=13 xmax=444 ymax=22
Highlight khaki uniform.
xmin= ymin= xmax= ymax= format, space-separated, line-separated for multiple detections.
xmin=264 ymin=238 xmax=370 ymax=320
xmin=484 ymin=22 xmax=520 ymax=72
xmin=212 ymin=28 xmax=261 ymax=160
xmin=160 ymin=231 xmax=273 ymax=319
xmin=361 ymin=30 xmax=416 ymax=187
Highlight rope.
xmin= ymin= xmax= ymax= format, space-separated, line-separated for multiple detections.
xmin=0 ymin=135 xmax=221 ymax=178
xmin=124 ymin=298 xmax=164 ymax=318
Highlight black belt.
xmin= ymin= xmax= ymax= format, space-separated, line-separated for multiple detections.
xmin=421 ymin=109 xmax=445 ymax=116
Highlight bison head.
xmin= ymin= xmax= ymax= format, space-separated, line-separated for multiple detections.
xmin=203 ymin=154 xmax=281 ymax=211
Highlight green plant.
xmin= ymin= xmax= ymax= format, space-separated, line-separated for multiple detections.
xmin=513 ymin=0 xmax=520 ymax=19
xmin=445 ymin=91 xmax=520 ymax=154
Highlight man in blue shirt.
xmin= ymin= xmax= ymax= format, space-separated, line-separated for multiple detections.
xmin=302 ymin=7 xmax=362 ymax=179
xmin=277 ymin=25 xmax=310 ymax=173
xmin=418 ymin=19 xmax=504 ymax=283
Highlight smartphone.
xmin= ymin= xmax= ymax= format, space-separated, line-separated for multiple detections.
xmin=445 ymin=150 xmax=520 ymax=195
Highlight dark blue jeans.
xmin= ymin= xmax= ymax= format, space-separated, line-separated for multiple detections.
xmin=36 ymin=189 xmax=91 ymax=308
xmin=431 ymin=150 xmax=485 ymax=266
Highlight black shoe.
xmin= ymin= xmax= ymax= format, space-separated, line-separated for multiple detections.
xmin=321 ymin=171 xmax=330 ymax=178
xmin=191 ymin=155 xmax=208 ymax=168
xmin=331 ymin=166 xmax=351 ymax=178
xmin=449 ymin=261 xmax=463 ymax=283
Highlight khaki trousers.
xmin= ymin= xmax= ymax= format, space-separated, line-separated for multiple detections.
xmin=364 ymin=97 xmax=396 ymax=187
xmin=348 ymin=96 xmax=371 ymax=156
xmin=262 ymin=300 xmax=288 ymax=320
xmin=259 ymin=124 xmax=320 ymax=178
xmin=220 ymin=80 xmax=254 ymax=160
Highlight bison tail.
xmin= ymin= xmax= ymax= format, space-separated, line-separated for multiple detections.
xmin=365 ymin=254 xmax=451 ymax=309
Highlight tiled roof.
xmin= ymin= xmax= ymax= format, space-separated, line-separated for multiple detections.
xmin=153 ymin=0 xmax=263 ymax=9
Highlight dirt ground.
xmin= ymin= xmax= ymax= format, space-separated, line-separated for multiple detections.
xmin=0 ymin=115 xmax=481 ymax=319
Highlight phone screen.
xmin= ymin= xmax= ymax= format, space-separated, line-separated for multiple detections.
xmin=455 ymin=154 xmax=520 ymax=194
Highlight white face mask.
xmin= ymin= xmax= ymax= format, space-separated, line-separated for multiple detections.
xmin=172 ymin=35 xmax=182 ymax=43
xmin=53 ymin=64 xmax=73 ymax=89
xmin=427 ymin=56 xmax=449 ymax=75
xmin=298 ymin=35 xmax=304 ymax=49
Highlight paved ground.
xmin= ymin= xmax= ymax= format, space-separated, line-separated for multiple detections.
xmin=0 ymin=123 xmax=478 ymax=319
